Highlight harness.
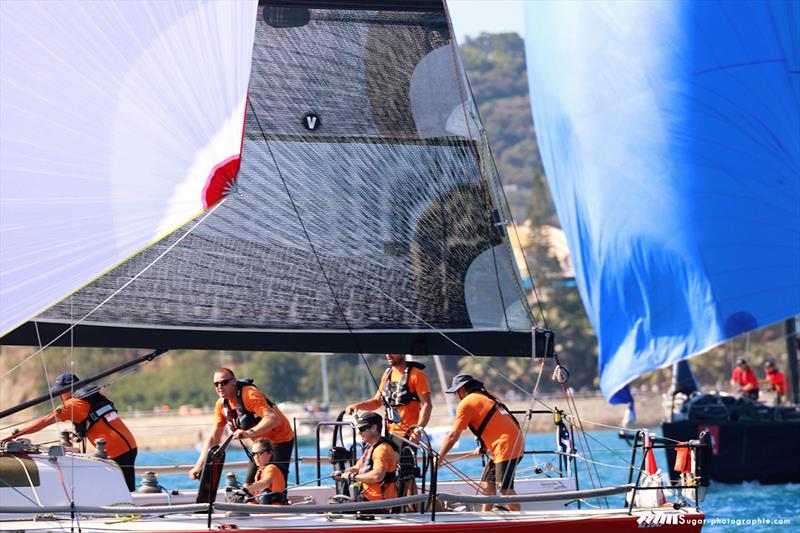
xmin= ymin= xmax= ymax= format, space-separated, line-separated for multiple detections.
xmin=381 ymin=362 xmax=425 ymax=407
xmin=72 ymin=387 xmax=117 ymax=438
xmin=465 ymin=388 xmax=520 ymax=453
xmin=222 ymin=379 xmax=272 ymax=432
xmin=256 ymin=465 xmax=288 ymax=505
xmin=357 ymin=438 xmax=399 ymax=500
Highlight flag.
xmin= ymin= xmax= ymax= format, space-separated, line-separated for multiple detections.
xmin=556 ymin=415 xmax=574 ymax=476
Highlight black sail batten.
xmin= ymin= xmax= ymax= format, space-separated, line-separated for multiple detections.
xmin=259 ymin=1 xmax=445 ymax=13
xmin=0 ymin=323 xmax=538 ymax=357
xmin=2 ymin=2 xmax=535 ymax=355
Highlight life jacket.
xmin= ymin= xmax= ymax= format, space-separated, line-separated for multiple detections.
xmin=357 ymin=437 xmax=399 ymax=500
xmin=256 ymin=465 xmax=288 ymax=505
xmin=222 ymin=379 xmax=271 ymax=432
xmin=465 ymin=388 xmax=520 ymax=452
xmin=72 ymin=387 xmax=118 ymax=438
xmin=381 ymin=362 xmax=425 ymax=407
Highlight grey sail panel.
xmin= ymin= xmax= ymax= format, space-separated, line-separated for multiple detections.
xmin=2 ymin=2 xmax=533 ymax=355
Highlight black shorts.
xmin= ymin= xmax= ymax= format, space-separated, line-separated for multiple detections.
xmin=481 ymin=457 xmax=521 ymax=490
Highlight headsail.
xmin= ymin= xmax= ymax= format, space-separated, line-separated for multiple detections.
xmin=2 ymin=1 xmax=536 ymax=356
xmin=524 ymin=1 xmax=800 ymax=400
xmin=0 ymin=1 xmax=257 ymax=337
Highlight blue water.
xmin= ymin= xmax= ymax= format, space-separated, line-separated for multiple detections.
xmin=137 ymin=430 xmax=798 ymax=532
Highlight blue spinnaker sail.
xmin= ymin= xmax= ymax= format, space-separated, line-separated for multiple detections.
xmin=524 ymin=1 xmax=800 ymax=402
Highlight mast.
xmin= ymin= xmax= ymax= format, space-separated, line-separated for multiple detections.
xmin=432 ymin=355 xmax=455 ymax=417
xmin=786 ymin=317 xmax=799 ymax=405
xmin=321 ymin=353 xmax=330 ymax=407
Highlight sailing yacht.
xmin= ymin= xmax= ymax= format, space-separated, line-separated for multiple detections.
xmin=1 ymin=1 xmax=706 ymax=531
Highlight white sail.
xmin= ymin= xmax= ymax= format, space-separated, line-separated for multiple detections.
xmin=0 ymin=1 xmax=257 ymax=336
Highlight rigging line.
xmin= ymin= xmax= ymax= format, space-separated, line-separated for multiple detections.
xmin=246 ymin=101 xmax=383 ymax=397
xmin=1 ymin=201 xmax=227 ymax=380
xmin=34 ymin=321 xmax=63 ymax=436
xmin=560 ymin=384 xmax=600 ymax=497
xmin=364 ymin=274 xmax=559 ymax=412
xmin=440 ymin=2 xmax=517 ymax=332
xmin=11 ymin=454 xmax=43 ymax=506
xmin=360 ymin=277 xmax=557 ymax=412
xmin=575 ymin=417 xmax=689 ymax=442
xmin=0 ymin=475 xmax=41 ymax=507
xmin=564 ymin=385 xmax=610 ymax=508
xmin=442 ymin=0 xmax=543 ymax=330
xmin=515 ymin=358 xmax=546 ymax=460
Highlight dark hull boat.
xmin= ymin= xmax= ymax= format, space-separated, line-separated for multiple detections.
xmin=661 ymin=379 xmax=800 ymax=485
xmin=663 ymin=418 xmax=800 ymax=485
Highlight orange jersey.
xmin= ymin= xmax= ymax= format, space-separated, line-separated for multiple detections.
xmin=214 ymin=386 xmax=294 ymax=444
xmin=355 ymin=440 xmax=398 ymax=501
xmin=254 ymin=464 xmax=286 ymax=501
xmin=378 ymin=366 xmax=430 ymax=436
xmin=453 ymin=392 xmax=523 ymax=463
xmin=55 ymin=396 xmax=136 ymax=459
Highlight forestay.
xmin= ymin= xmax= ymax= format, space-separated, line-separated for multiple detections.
xmin=524 ymin=1 xmax=800 ymax=401
xmin=2 ymin=0 xmax=534 ymax=356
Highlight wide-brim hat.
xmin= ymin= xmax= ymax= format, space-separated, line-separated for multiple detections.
xmin=445 ymin=373 xmax=482 ymax=393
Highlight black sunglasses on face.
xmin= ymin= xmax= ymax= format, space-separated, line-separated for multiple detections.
xmin=253 ymin=449 xmax=271 ymax=456
xmin=213 ymin=378 xmax=232 ymax=387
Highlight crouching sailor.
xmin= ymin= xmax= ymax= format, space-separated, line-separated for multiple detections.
xmin=243 ymin=438 xmax=288 ymax=505
xmin=2 ymin=372 xmax=138 ymax=491
xmin=332 ymin=412 xmax=398 ymax=510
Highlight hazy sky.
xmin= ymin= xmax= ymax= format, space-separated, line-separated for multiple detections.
xmin=447 ymin=0 xmax=525 ymax=42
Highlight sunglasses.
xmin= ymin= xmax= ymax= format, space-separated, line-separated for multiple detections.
xmin=357 ymin=426 xmax=372 ymax=433
xmin=213 ymin=378 xmax=232 ymax=388
xmin=253 ymin=449 xmax=271 ymax=456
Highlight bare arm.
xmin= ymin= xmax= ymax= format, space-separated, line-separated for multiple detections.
xmin=353 ymin=463 xmax=386 ymax=484
xmin=417 ymin=392 xmax=432 ymax=428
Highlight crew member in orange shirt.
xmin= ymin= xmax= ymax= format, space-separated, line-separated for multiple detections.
xmin=4 ymin=373 xmax=138 ymax=491
xmin=762 ymin=360 xmax=787 ymax=405
xmin=243 ymin=438 xmax=287 ymax=505
xmin=730 ymin=358 xmax=759 ymax=400
xmin=332 ymin=412 xmax=398 ymax=509
xmin=345 ymin=353 xmax=432 ymax=442
xmin=437 ymin=374 xmax=523 ymax=511
xmin=189 ymin=368 xmax=295 ymax=484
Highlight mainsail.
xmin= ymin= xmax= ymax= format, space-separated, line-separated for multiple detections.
xmin=0 ymin=1 xmax=257 ymax=337
xmin=2 ymin=1 xmax=536 ymax=356
xmin=524 ymin=1 xmax=800 ymax=400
